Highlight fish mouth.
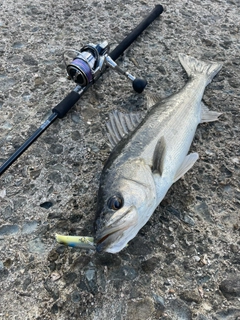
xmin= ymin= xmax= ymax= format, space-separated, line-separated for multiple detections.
xmin=95 ymin=205 xmax=138 ymax=253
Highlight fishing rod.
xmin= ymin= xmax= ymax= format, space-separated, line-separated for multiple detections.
xmin=0 ymin=4 xmax=163 ymax=176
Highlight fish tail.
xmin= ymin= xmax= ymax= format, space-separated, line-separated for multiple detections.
xmin=178 ymin=53 xmax=222 ymax=85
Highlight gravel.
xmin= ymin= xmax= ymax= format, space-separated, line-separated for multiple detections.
xmin=0 ymin=0 xmax=240 ymax=319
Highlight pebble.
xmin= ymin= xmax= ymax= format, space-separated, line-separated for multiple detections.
xmin=0 ymin=188 xmax=6 ymax=198
xmin=219 ymin=275 xmax=240 ymax=299
xmin=109 ymin=265 xmax=138 ymax=282
xmin=71 ymin=291 xmax=81 ymax=303
xmin=179 ymin=289 xmax=202 ymax=304
xmin=28 ymin=238 xmax=46 ymax=254
xmin=40 ymin=201 xmax=53 ymax=209
xmin=167 ymin=298 xmax=192 ymax=320
xmin=126 ymin=297 xmax=155 ymax=320
xmin=153 ymin=294 xmax=165 ymax=316
xmin=22 ymin=221 xmax=39 ymax=234
xmin=63 ymin=272 xmax=77 ymax=286
xmin=0 ymin=224 xmax=19 ymax=236
xmin=125 ymin=237 xmax=153 ymax=255
xmin=141 ymin=257 xmax=159 ymax=273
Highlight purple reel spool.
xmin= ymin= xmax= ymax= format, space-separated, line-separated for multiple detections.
xmin=67 ymin=58 xmax=93 ymax=86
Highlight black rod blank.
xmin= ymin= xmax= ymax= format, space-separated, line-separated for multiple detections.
xmin=0 ymin=4 xmax=164 ymax=176
xmin=109 ymin=5 xmax=163 ymax=61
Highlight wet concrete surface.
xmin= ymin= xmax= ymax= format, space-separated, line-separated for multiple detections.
xmin=0 ymin=0 xmax=239 ymax=319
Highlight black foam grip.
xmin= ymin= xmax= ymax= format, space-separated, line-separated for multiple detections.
xmin=52 ymin=91 xmax=80 ymax=118
xmin=109 ymin=5 xmax=163 ymax=61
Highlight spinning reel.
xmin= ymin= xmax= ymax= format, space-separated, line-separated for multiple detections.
xmin=0 ymin=5 xmax=163 ymax=176
xmin=63 ymin=41 xmax=147 ymax=93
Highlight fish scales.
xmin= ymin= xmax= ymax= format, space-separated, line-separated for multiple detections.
xmin=55 ymin=53 xmax=222 ymax=253
xmin=93 ymin=53 xmax=222 ymax=254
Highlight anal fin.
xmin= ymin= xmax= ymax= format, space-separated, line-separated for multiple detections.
xmin=152 ymin=136 xmax=166 ymax=176
xmin=173 ymin=153 xmax=199 ymax=183
xmin=200 ymin=102 xmax=222 ymax=123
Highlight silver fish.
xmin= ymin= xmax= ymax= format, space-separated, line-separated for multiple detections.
xmin=94 ymin=53 xmax=222 ymax=254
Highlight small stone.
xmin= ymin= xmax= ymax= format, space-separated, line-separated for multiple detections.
xmin=3 ymin=258 xmax=13 ymax=268
xmin=48 ymin=250 xmax=59 ymax=262
xmin=168 ymin=298 xmax=192 ymax=320
xmin=0 ymin=224 xmax=19 ymax=236
xmin=71 ymin=130 xmax=81 ymax=141
xmin=126 ymin=297 xmax=154 ymax=320
xmin=51 ymin=272 xmax=61 ymax=281
xmin=22 ymin=221 xmax=38 ymax=234
xmin=22 ymin=277 xmax=31 ymax=290
xmin=219 ymin=275 xmax=240 ymax=299
xmin=71 ymin=291 xmax=81 ymax=303
xmin=141 ymin=257 xmax=159 ymax=273
xmin=28 ymin=238 xmax=46 ymax=254
xmin=48 ymin=144 xmax=63 ymax=154
xmin=34 ymin=77 xmax=44 ymax=86
xmin=71 ymin=113 xmax=81 ymax=123
xmin=85 ymin=268 xmax=95 ymax=282
xmin=202 ymin=303 xmax=212 ymax=313
xmin=23 ymin=54 xmax=38 ymax=66
xmin=126 ymin=237 xmax=152 ymax=255
xmin=28 ymin=167 xmax=41 ymax=179
xmin=51 ymin=303 xmax=58 ymax=314
xmin=194 ymin=256 xmax=201 ymax=262
xmin=95 ymin=253 xmax=121 ymax=267
xmin=77 ymin=281 xmax=89 ymax=292
xmin=109 ymin=266 xmax=138 ymax=281
xmin=63 ymin=272 xmax=77 ymax=286
xmin=201 ymin=38 xmax=216 ymax=47
xmin=40 ymin=201 xmax=53 ymax=209
xmin=157 ymin=65 xmax=167 ymax=74
xmin=230 ymin=244 xmax=239 ymax=253
xmin=179 ymin=289 xmax=202 ymax=304
xmin=47 ymin=172 xmax=62 ymax=184
xmin=0 ymin=189 xmax=6 ymax=198
xmin=153 ymin=294 xmax=165 ymax=316
xmin=199 ymin=254 xmax=208 ymax=266
xmin=168 ymin=288 xmax=175 ymax=294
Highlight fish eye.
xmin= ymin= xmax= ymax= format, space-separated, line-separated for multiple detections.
xmin=107 ymin=195 xmax=123 ymax=210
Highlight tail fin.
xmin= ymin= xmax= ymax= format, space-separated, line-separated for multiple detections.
xmin=178 ymin=53 xmax=222 ymax=85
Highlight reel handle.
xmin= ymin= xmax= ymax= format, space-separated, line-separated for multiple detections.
xmin=132 ymin=78 xmax=147 ymax=93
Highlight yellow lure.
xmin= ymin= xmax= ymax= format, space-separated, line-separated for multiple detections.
xmin=55 ymin=234 xmax=95 ymax=249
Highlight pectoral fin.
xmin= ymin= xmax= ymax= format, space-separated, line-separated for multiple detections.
xmin=152 ymin=136 xmax=166 ymax=176
xmin=200 ymin=102 xmax=222 ymax=123
xmin=173 ymin=153 xmax=199 ymax=183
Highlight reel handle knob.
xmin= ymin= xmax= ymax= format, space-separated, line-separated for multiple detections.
xmin=132 ymin=78 xmax=147 ymax=93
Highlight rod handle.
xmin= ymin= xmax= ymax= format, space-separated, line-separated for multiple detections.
xmin=52 ymin=90 xmax=81 ymax=119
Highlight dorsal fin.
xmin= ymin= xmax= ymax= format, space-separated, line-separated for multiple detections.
xmin=106 ymin=110 xmax=143 ymax=148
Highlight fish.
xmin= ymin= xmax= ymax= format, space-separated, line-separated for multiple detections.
xmin=94 ymin=53 xmax=222 ymax=254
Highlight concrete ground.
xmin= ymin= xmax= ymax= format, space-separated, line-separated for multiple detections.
xmin=0 ymin=0 xmax=239 ymax=319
